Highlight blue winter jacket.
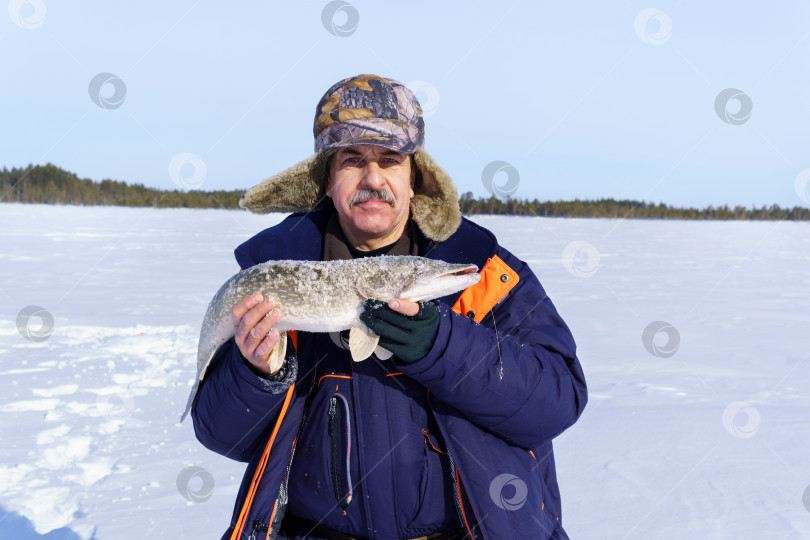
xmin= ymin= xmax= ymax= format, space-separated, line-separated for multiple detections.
xmin=191 ymin=209 xmax=588 ymax=539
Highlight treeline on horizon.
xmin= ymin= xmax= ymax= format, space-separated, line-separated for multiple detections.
xmin=2 ymin=163 xmax=809 ymax=221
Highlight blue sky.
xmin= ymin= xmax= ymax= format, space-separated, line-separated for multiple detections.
xmin=2 ymin=0 xmax=809 ymax=208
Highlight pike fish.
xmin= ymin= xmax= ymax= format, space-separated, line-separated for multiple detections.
xmin=181 ymin=255 xmax=480 ymax=421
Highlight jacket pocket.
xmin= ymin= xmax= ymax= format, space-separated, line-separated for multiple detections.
xmin=409 ymin=428 xmax=452 ymax=526
xmin=328 ymin=393 xmax=353 ymax=508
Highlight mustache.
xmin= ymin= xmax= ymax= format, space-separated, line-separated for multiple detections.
xmin=349 ymin=189 xmax=397 ymax=208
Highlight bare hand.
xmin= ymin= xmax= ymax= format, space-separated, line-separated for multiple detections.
xmin=232 ymin=293 xmax=283 ymax=375
xmin=387 ymin=298 xmax=419 ymax=316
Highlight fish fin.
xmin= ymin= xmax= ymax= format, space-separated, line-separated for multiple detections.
xmin=355 ymin=271 xmax=390 ymax=300
xmin=180 ymin=379 xmax=200 ymax=422
xmin=266 ymin=331 xmax=287 ymax=374
xmin=349 ymin=323 xmax=379 ymax=362
xmin=180 ymin=345 xmax=220 ymax=422
xmin=355 ymin=283 xmax=373 ymax=300
xmin=374 ymin=345 xmax=393 ymax=360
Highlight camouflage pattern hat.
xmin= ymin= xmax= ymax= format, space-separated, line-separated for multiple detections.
xmin=239 ymin=74 xmax=461 ymax=242
xmin=313 ymin=74 xmax=425 ymax=154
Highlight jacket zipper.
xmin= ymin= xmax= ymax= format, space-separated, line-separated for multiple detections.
xmin=428 ymin=389 xmax=481 ymax=540
xmin=267 ymin=346 xmax=320 ymax=539
xmin=445 ymin=450 xmax=471 ymax=537
xmin=248 ymin=519 xmax=268 ymax=540
xmin=328 ymin=394 xmax=353 ymax=508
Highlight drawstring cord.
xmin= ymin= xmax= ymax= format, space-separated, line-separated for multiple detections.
xmin=491 ymin=311 xmax=503 ymax=380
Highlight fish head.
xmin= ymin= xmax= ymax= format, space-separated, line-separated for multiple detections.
xmin=396 ymin=257 xmax=480 ymax=302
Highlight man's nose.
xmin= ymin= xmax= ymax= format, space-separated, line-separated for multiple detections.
xmin=359 ymin=162 xmax=386 ymax=190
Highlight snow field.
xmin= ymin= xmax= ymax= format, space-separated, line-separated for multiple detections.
xmin=0 ymin=204 xmax=808 ymax=539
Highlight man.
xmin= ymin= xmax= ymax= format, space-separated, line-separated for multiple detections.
xmin=191 ymin=74 xmax=587 ymax=540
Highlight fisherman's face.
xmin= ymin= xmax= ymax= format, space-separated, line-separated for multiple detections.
xmin=327 ymin=145 xmax=415 ymax=250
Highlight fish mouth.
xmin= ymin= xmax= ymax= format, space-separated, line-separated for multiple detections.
xmin=400 ymin=264 xmax=480 ymax=302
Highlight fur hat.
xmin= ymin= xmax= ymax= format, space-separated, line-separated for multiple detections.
xmin=239 ymin=74 xmax=461 ymax=242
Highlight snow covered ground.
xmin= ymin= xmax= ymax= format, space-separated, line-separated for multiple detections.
xmin=0 ymin=203 xmax=808 ymax=539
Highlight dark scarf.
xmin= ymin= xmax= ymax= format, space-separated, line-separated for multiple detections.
xmin=322 ymin=212 xmax=418 ymax=262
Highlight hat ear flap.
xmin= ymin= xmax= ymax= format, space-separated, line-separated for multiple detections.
xmin=410 ymin=149 xmax=461 ymax=242
xmin=239 ymin=147 xmax=463 ymax=243
xmin=239 ymin=150 xmax=334 ymax=214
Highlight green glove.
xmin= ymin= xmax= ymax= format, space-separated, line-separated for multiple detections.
xmin=360 ymin=299 xmax=440 ymax=364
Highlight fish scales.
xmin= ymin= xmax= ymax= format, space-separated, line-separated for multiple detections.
xmin=233 ymin=264 xmax=360 ymax=324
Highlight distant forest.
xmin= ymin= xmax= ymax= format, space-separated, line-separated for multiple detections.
xmin=2 ymin=164 xmax=809 ymax=221
xmin=1 ymin=164 xmax=243 ymax=209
